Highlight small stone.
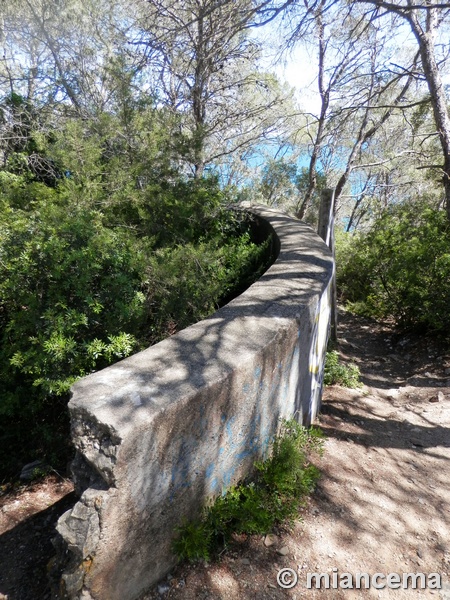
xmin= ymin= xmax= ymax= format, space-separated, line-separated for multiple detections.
xmin=410 ymin=440 xmax=424 ymax=447
xmin=417 ymin=548 xmax=423 ymax=558
xmin=438 ymin=392 xmax=445 ymax=402
xmin=277 ymin=546 xmax=289 ymax=556
xmin=429 ymin=396 xmax=439 ymax=403
xmin=157 ymin=583 xmax=170 ymax=595
xmin=264 ymin=534 xmax=278 ymax=547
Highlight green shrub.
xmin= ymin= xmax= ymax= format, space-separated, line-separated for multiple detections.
xmin=172 ymin=420 xmax=324 ymax=562
xmin=144 ymin=232 xmax=271 ymax=343
xmin=337 ymin=204 xmax=450 ymax=334
xmin=0 ymin=109 xmax=273 ymax=481
xmin=323 ymin=350 xmax=362 ymax=388
xmin=0 ymin=196 xmax=148 ymax=477
xmin=0 ymin=179 xmax=271 ymax=479
xmin=172 ymin=520 xmax=213 ymax=562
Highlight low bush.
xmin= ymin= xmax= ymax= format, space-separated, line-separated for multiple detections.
xmin=323 ymin=350 xmax=362 ymax=388
xmin=337 ymin=204 xmax=450 ymax=334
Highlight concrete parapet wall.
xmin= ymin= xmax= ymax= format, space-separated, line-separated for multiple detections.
xmin=55 ymin=206 xmax=334 ymax=600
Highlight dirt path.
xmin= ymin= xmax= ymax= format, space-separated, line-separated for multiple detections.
xmin=0 ymin=309 xmax=449 ymax=600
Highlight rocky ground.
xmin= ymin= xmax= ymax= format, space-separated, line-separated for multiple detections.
xmin=0 ymin=475 xmax=74 ymax=600
xmin=1 ymin=308 xmax=449 ymax=599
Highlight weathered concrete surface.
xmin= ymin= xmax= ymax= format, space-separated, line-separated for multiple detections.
xmin=55 ymin=206 xmax=334 ymax=600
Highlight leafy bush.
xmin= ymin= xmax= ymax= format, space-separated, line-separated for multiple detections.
xmin=171 ymin=520 xmax=213 ymax=562
xmin=337 ymin=204 xmax=450 ymax=334
xmin=0 ymin=115 xmax=272 ymax=479
xmin=0 ymin=192 xmax=148 ymax=476
xmin=172 ymin=420 xmax=324 ymax=562
xmin=323 ymin=350 xmax=362 ymax=388
xmin=145 ymin=232 xmax=270 ymax=342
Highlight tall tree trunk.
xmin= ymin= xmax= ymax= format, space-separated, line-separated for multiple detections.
xmin=192 ymin=6 xmax=206 ymax=179
xmin=296 ymin=0 xmax=328 ymax=220
xmin=334 ymin=65 xmax=416 ymax=204
xmin=359 ymin=0 xmax=450 ymax=219
xmin=409 ymin=17 xmax=450 ymax=219
xmin=25 ymin=0 xmax=83 ymax=114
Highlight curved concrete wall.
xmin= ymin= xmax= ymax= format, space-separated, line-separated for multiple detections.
xmin=55 ymin=206 xmax=334 ymax=600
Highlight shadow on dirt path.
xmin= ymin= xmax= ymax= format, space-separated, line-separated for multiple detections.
xmin=0 ymin=477 xmax=74 ymax=600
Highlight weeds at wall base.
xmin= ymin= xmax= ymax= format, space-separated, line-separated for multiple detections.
xmin=172 ymin=420 xmax=324 ymax=563
xmin=324 ymin=350 xmax=362 ymax=388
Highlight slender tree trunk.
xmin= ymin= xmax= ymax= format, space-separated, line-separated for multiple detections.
xmin=192 ymin=7 xmax=206 ymax=179
xmin=408 ymin=15 xmax=450 ymax=219
xmin=25 ymin=0 xmax=82 ymax=113
xmin=358 ymin=0 xmax=450 ymax=219
xmin=346 ymin=193 xmax=365 ymax=232
xmin=334 ymin=64 xmax=416 ymax=203
xmin=296 ymin=0 xmax=328 ymax=220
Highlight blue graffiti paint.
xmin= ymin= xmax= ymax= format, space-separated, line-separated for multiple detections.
xmin=207 ymin=476 xmax=220 ymax=494
xmin=169 ymin=339 xmax=304 ymax=502
xmin=205 ymin=462 xmax=215 ymax=479
xmin=226 ymin=416 xmax=238 ymax=450
xmin=242 ymin=382 xmax=251 ymax=394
